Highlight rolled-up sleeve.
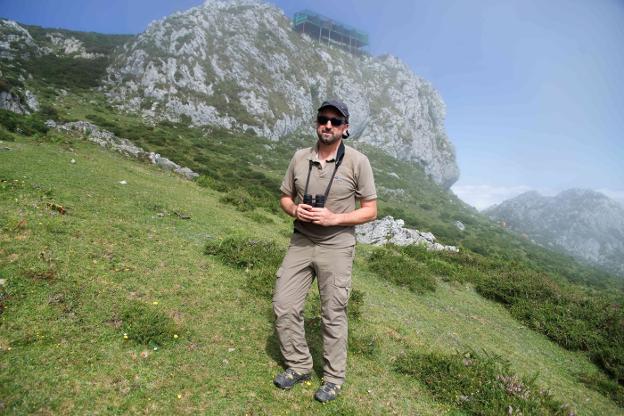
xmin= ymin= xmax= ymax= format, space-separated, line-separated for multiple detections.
xmin=355 ymin=156 xmax=376 ymax=201
xmin=280 ymin=155 xmax=297 ymax=196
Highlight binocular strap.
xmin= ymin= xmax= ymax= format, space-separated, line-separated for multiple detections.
xmin=303 ymin=142 xmax=345 ymax=201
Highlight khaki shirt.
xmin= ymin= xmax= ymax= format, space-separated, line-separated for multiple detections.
xmin=280 ymin=143 xmax=377 ymax=247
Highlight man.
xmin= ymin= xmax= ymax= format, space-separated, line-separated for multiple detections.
xmin=272 ymin=99 xmax=377 ymax=402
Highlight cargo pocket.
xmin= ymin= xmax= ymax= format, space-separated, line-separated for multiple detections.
xmin=332 ymin=246 xmax=354 ymax=288
xmin=332 ymin=274 xmax=352 ymax=308
xmin=333 ymin=272 xmax=351 ymax=289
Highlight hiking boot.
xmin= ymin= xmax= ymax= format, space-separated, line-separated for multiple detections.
xmin=314 ymin=382 xmax=341 ymax=403
xmin=273 ymin=368 xmax=311 ymax=390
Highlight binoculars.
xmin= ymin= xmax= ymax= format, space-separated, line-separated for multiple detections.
xmin=303 ymin=194 xmax=326 ymax=208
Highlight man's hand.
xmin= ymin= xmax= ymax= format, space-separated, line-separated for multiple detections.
xmin=280 ymin=193 xmax=377 ymax=227
xmin=293 ymin=203 xmax=313 ymax=222
xmin=306 ymin=207 xmax=340 ymax=226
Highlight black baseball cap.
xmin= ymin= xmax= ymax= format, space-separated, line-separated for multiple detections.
xmin=317 ymin=99 xmax=349 ymax=120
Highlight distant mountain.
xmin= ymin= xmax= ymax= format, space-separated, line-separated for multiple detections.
xmin=484 ymin=189 xmax=624 ymax=277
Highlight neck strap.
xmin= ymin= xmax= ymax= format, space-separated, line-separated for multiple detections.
xmin=303 ymin=142 xmax=346 ymax=199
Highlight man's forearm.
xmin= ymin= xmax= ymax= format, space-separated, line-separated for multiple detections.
xmin=280 ymin=195 xmax=297 ymax=217
xmin=332 ymin=205 xmax=376 ymax=226
xmin=280 ymin=194 xmax=377 ymax=226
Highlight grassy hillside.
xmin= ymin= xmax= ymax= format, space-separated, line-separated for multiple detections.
xmin=1 ymin=129 xmax=623 ymax=414
xmin=1 ymin=22 xmax=623 ymax=415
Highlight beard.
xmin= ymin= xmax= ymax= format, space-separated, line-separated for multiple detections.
xmin=317 ymin=130 xmax=342 ymax=145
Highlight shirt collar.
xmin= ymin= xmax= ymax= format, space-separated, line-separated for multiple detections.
xmin=307 ymin=141 xmax=338 ymax=163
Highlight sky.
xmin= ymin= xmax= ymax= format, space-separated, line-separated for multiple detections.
xmin=2 ymin=0 xmax=623 ymax=210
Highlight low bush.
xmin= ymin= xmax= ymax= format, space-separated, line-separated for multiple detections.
xmin=578 ymin=372 xmax=624 ymax=407
xmin=219 ymin=188 xmax=255 ymax=212
xmin=0 ymin=128 xmax=15 ymax=142
xmin=0 ymin=110 xmax=48 ymax=136
xmin=348 ymin=289 xmax=365 ymax=321
xmin=367 ymin=242 xmax=624 ymax=388
xmin=348 ymin=331 xmax=380 ymax=357
xmin=395 ymin=350 xmax=573 ymax=415
xmin=367 ymin=246 xmax=436 ymax=294
xmin=475 ymin=269 xmax=624 ymax=385
xmin=120 ymin=301 xmax=178 ymax=347
xmin=24 ymin=55 xmax=110 ymax=90
xmin=205 ymin=236 xmax=284 ymax=299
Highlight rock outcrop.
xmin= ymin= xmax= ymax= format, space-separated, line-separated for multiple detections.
xmin=51 ymin=120 xmax=199 ymax=180
xmin=356 ymin=216 xmax=459 ymax=252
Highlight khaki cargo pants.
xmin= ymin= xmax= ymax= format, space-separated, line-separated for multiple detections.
xmin=272 ymin=232 xmax=354 ymax=385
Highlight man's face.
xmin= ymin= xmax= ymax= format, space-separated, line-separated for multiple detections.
xmin=316 ymin=108 xmax=348 ymax=146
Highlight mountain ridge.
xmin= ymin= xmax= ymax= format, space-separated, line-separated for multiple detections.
xmin=485 ymin=188 xmax=624 ymax=277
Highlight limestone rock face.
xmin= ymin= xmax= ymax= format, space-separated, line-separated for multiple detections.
xmin=0 ymin=90 xmax=30 ymax=114
xmin=42 ymin=32 xmax=105 ymax=59
xmin=103 ymin=0 xmax=459 ymax=187
xmin=1 ymin=19 xmax=110 ymax=115
xmin=485 ymin=189 xmax=624 ymax=277
xmin=356 ymin=216 xmax=459 ymax=252
xmin=0 ymin=19 xmax=40 ymax=59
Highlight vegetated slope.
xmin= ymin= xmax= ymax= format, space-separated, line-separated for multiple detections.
xmin=2 ymin=15 xmax=619 ymax=291
xmin=2 ymin=9 xmax=624 ymax=412
xmin=2 ymin=79 xmax=624 ymax=397
xmin=0 ymin=18 xmax=132 ymax=113
xmin=0 ymin=132 xmax=622 ymax=415
xmin=485 ymin=189 xmax=624 ymax=278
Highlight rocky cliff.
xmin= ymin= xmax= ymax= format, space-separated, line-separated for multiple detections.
xmin=102 ymin=0 xmax=459 ymax=187
xmin=485 ymin=189 xmax=624 ymax=277
xmin=1 ymin=1 xmax=459 ymax=187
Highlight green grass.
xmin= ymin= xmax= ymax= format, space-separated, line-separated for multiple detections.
xmin=396 ymin=350 xmax=571 ymax=415
xmin=1 ymin=133 xmax=622 ymax=415
xmin=367 ymin=245 xmax=437 ymax=294
xmin=2 ymin=22 xmax=623 ymax=413
xmin=205 ymin=236 xmax=285 ymax=299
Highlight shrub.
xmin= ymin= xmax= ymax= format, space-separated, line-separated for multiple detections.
xmin=474 ymin=267 xmax=624 ymax=385
xmin=38 ymin=104 xmax=59 ymax=120
xmin=245 ymin=211 xmax=274 ymax=224
xmin=0 ymin=128 xmax=15 ymax=142
xmin=367 ymin=246 xmax=436 ymax=294
xmin=205 ymin=236 xmax=284 ymax=299
xmin=219 ymin=188 xmax=255 ymax=212
xmin=0 ymin=110 xmax=48 ymax=136
xmin=24 ymin=55 xmax=109 ymax=90
xmin=120 ymin=301 xmax=177 ymax=347
xmin=577 ymin=372 xmax=624 ymax=407
xmin=348 ymin=331 xmax=380 ymax=357
xmin=348 ymin=289 xmax=365 ymax=321
xmin=395 ymin=350 xmax=572 ymax=415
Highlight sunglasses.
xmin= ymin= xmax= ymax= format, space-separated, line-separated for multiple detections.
xmin=317 ymin=115 xmax=346 ymax=126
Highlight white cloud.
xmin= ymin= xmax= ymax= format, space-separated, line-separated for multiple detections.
xmin=452 ymin=184 xmax=624 ymax=211
xmin=450 ymin=184 xmax=555 ymax=211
